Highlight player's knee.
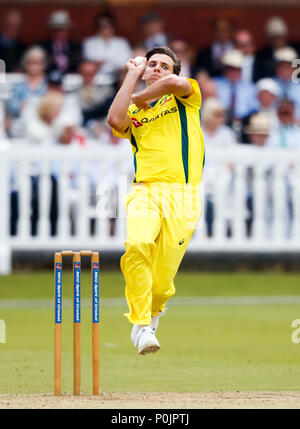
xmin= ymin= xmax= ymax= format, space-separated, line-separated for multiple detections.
xmin=124 ymin=239 xmax=156 ymax=256
xmin=152 ymin=281 xmax=175 ymax=300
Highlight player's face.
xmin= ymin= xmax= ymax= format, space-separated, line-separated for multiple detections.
xmin=143 ymin=53 xmax=174 ymax=86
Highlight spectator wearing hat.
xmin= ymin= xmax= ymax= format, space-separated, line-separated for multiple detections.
xmin=255 ymin=16 xmax=300 ymax=81
xmin=0 ymin=9 xmax=26 ymax=72
xmin=39 ymin=10 xmax=81 ymax=74
xmin=273 ymin=47 xmax=300 ymax=119
xmin=213 ymin=49 xmax=258 ymax=134
xmin=6 ymin=46 xmax=47 ymax=126
xmin=234 ymin=29 xmax=260 ymax=83
xmin=83 ymin=12 xmax=132 ymax=79
xmin=244 ymin=113 xmax=274 ymax=237
xmin=140 ymin=13 xmax=168 ymax=51
xmin=241 ymin=78 xmax=280 ymax=143
xmin=201 ymin=98 xmax=237 ymax=237
xmin=194 ymin=18 xmax=234 ymax=77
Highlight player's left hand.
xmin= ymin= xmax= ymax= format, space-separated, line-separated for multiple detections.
xmin=132 ymin=93 xmax=151 ymax=110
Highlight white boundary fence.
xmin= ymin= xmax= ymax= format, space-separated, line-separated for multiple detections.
xmin=1 ymin=141 xmax=300 ymax=274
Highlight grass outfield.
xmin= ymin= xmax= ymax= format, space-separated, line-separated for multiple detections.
xmin=0 ymin=271 xmax=300 ymax=397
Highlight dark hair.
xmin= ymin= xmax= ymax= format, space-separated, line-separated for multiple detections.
xmin=95 ymin=12 xmax=115 ymax=31
xmin=145 ymin=46 xmax=181 ymax=76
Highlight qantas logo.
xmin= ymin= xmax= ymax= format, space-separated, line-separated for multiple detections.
xmin=131 ymin=118 xmax=143 ymax=128
xmin=132 ymin=107 xmax=178 ymax=127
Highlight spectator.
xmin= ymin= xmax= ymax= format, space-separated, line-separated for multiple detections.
xmin=273 ymin=47 xmax=300 ymax=119
xmin=201 ymin=98 xmax=237 ymax=237
xmin=72 ymin=60 xmax=115 ymax=127
xmin=195 ymin=18 xmax=234 ymax=77
xmin=6 ymin=46 xmax=47 ymax=121
xmin=195 ymin=71 xmax=217 ymax=101
xmin=244 ymin=113 xmax=273 ymax=237
xmin=170 ymin=39 xmax=193 ymax=78
xmin=234 ymin=29 xmax=259 ymax=82
xmin=39 ymin=10 xmax=81 ymax=74
xmin=26 ymin=91 xmax=63 ymax=143
xmin=241 ymin=78 xmax=280 ymax=143
xmin=255 ymin=16 xmax=300 ymax=81
xmin=83 ymin=12 xmax=132 ymax=79
xmin=267 ymin=99 xmax=300 ymax=148
xmin=201 ymin=98 xmax=237 ymax=146
xmin=140 ymin=12 xmax=168 ymax=51
xmin=0 ymin=9 xmax=26 ymax=72
xmin=46 ymin=70 xmax=82 ymax=126
xmin=213 ymin=49 xmax=258 ymax=133
xmin=10 ymin=69 xmax=82 ymax=138
xmin=245 ymin=112 xmax=271 ymax=147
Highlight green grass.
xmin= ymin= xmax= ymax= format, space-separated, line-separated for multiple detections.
xmin=0 ymin=271 xmax=300 ymax=393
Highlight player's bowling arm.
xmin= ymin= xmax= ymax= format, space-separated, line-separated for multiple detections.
xmin=132 ymin=75 xmax=193 ymax=108
xmin=107 ymin=61 xmax=142 ymax=132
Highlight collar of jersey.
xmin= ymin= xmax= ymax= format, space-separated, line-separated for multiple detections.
xmin=150 ymin=98 xmax=161 ymax=108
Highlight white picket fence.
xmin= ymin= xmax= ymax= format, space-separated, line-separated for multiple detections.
xmin=0 ymin=141 xmax=300 ymax=274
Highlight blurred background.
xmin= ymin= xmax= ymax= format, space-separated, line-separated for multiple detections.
xmin=0 ymin=0 xmax=300 ymax=273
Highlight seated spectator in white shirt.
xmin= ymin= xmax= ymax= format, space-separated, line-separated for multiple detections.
xmin=201 ymin=98 xmax=237 ymax=237
xmin=267 ymin=99 xmax=300 ymax=149
xmin=83 ymin=12 xmax=132 ymax=80
xmin=170 ymin=39 xmax=193 ymax=78
xmin=213 ymin=49 xmax=258 ymax=133
xmin=273 ymin=47 xmax=300 ymax=119
xmin=234 ymin=29 xmax=259 ymax=82
xmin=140 ymin=12 xmax=168 ymax=51
xmin=255 ymin=16 xmax=300 ymax=81
xmin=11 ymin=70 xmax=82 ymax=138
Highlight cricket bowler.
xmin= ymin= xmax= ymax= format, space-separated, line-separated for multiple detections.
xmin=107 ymin=46 xmax=205 ymax=355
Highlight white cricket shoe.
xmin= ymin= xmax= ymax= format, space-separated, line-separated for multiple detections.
xmin=151 ymin=307 xmax=167 ymax=333
xmin=131 ymin=325 xmax=160 ymax=355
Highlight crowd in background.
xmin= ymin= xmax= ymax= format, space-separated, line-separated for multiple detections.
xmin=1 ymin=8 xmax=300 ymax=238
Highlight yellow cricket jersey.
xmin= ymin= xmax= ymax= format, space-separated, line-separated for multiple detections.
xmin=112 ymin=78 xmax=205 ymax=185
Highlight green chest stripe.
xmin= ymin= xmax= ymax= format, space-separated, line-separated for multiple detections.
xmin=130 ymin=133 xmax=138 ymax=183
xmin=176 ymin=99 xmax=189 ymax=183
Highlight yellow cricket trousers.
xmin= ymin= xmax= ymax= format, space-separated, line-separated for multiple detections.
xmin=120 ymin=182 xmax=202 ymax=325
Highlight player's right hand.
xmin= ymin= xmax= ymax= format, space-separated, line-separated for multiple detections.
xmin=126 ymin=58 xmax=147 ymax=75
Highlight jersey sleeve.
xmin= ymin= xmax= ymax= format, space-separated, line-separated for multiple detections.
xmin=175 ymin=78 xmax=202 ymax=109
xmin=111 ymin=106 xmax=133 ymax=139
xmin=112 ymin=126 xmax=131 ymax=139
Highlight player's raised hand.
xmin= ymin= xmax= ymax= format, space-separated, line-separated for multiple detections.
xmin=126 ymin=57 xmax=147 ymax=76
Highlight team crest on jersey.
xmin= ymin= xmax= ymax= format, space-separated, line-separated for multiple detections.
xmin=160 ymin=94 xmax=172 ymax=106
xmin=132 ymin=118 xmax=143 ymax=128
